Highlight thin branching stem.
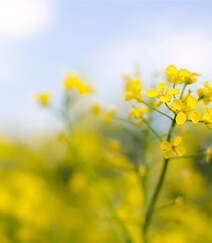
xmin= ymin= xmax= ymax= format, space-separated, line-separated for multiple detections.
xmin=142 ymin=101 xmax=173 ymax=120
xmin=169 ymin=153 xmax=207 ymax=160
xmin=142 ymin=118 xmax=162 ymax=141
xmin=142 ymin=83 xmax=189 ymax=241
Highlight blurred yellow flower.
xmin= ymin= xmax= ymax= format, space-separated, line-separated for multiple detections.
xmin=203 ymin=107 xmax=212 ymax=129
xmin=198 ymin=81 xmax=212 ymax=105
xmin=32 ymin=92 xmax=50 ymax=106
xmin=124 ymin=74 xmax=143 ymax=102
xmin=92 ymin=103 xmax=101 ymax=115
xmin=63 ymin=72 xmax=93 ymax=94
xmin=129 ymin=106 xmax=148 ymax=119
xmin=103 ymin=108 xmax=117 ymax=123
xmin=160 ymin=136 xmax=186 ymax=158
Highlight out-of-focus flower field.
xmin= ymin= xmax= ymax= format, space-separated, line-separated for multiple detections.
xmin=0 ymin=65 xmax=212 ymax=243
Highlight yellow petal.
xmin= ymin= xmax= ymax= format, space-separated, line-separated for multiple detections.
xmin=170 ymin=98 xmax=183 ymax=111
xmin=176 ymin=112 xmax=187 ymax=125
xmin=156 ymin=82 xmax=169 ymax=92
xmin=146 ymin=89 xmax=160 ymax=98
xmin=207 ymin=107 xmax=212 ymax=116
xmin=167 ymin=88 xmax=180 ymax=95
xmin=160 ymin=94 xmax=172 ymax=103
xmin=171 ymin=136 xmax=182 ymax=146
xmin=160 ymin=140 xmax=172 ymax=151
xmin=175 ymin=145 xmax=186 ymax=156
xmin=186 ymin=95 xmax=198 ymax=108
xmin=203 ymin=113 xmax=212 ymax=123
xmin=125 ymin=91 xmax=133 ymax=100
xmin=204 ymin=81 xmax=210 ymax=88
xmin=189 ymin=110 xmax=200 ymax=124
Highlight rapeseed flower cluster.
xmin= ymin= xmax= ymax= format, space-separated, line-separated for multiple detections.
xmin=166 ymin=65 xmax=200 ymax=84
xmin=198 ymin=81 xmax=212 ymax=104
xmin=124 ymin=74 xmax=143 ymax=102
xmin=63 ymin=72 xmax=93 ymax=94
xmin=31 ymin=65 xmax=212 ymax=243
xmin=160 ymin=136 xmax=185 ymax=158
xmin=124 ymin=65 xmax=211 ymax=160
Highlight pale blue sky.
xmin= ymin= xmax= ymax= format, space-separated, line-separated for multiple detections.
xmin=0 ymin=0 xmax=212 ymax=134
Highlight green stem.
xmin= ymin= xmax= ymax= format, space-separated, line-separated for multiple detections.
xmin=180 ymin=84 xmax=187 ymax=99
xmin=164 ymin=103 xmax=175 ymax=114
xmin=114 ymin=116 xmax=162 ymax=141
xmin=142 ymin=116 xmax=176 ymax=241
xmin=142 ymin=101 xmax=173 ymax=120
xmin=169 ymin=153 xmax=206 ymax=160
xmin=142 ymin=83 xmax=187 ymax=241
xmin=142 ymin=158 xmax=169 ymax=234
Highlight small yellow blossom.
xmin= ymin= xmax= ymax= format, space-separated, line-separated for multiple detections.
xmin=63 ymin=72 xmax=93 ymax=94
xmin=57 ymin=131 xmax=66 ymax=142
xmin=160 ymin=136 xmax=186 ymax=158
xmin=92 ymin=103 xmax=101 ymax=115
xmin=166 ymin=65 xmax=180 ymax=84
xmin=169 ymin=96 xmax=200 ymax=125
xmin=166 ymin=65 xmax=200 ymax=84
xmin=103 ymin=108 xmax=117 ymax=123
xmin=206 ymin=146 xmax=212 ymax=163
xmin=32 ymin=92 xmax=50 ymax=106
xmin=146 ymin=82 xmax=180 ymax=103
xmin=129 ymin=106 xmax=148 ymax=119
xmin=124 ymin=74 xmax=143 ymax=102
xmin=198 ymin=81 xmax=212 ymax=105
xmin=108 ymin=140 xmax=120 ymax=153
xmin=178 ymin=68 xmax=200 ymax=84
xmin=202 ymin=107 xmax=212 ymax=129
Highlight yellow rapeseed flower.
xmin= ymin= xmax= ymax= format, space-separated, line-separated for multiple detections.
xmin=169 ymin=96 xmax=200 ymax=125
xmin=178 ymin=68 xmax=200 ymax=85
xmin=128 ymin=106 xmax=148 ymax=119
xmin=63 ymin=72 xmax=93 ymax=94
xmin=103 ymin=108 xmax=117 ymax=123
xmin=202 ymin=107 xmax=212 ymax=129
xmin=92 ymin=103 xmax=101 ymax=115
xmin=198 ymin=81 xmax=212 ymax=105
xmin=32 ymin=92 xmax=50 ymax=106
xmin=160 ymin=136 xmax=186 ymax=158
xmin=146 ymin=82 xmax=180 ymax=103
xmin=166 ymin=65 xmax=180 ymax=84
xmin=166 ymin=65 xmax=200 ymax=84
xmin=124 ymin=74 xmax=143 ymax=102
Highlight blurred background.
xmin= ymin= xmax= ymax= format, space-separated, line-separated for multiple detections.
xmin=0 ymin=1 xmax=211 ymax=243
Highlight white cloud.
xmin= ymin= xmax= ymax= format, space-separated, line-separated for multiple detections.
xmin=0 ymin=0 xmax=52 ymax=38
